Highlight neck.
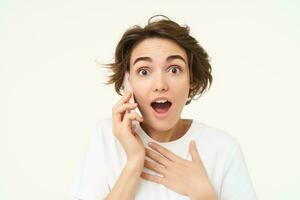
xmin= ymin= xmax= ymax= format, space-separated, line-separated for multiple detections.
xmin=141 ymin=119 xmax=192 ymax=143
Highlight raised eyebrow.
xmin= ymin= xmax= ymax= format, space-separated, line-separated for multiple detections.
xmin=133 ymin=54 xmax=187 ymax=66
xmin=166 ymin=55 xmax=187 ymax=64
xmin=133 ymin=57 xmax=152 ymax=66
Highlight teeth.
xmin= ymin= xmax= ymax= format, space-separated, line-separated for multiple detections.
xmin=155 ymin=99 xmax=168 ymax=103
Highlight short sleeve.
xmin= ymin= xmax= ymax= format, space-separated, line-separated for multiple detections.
xmin=70 ymin=126 xmax=110 ymax=200
xmin=220 ymin=143 xmax=257 ymax=200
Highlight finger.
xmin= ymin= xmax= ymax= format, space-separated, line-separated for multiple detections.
xmin=114 ymin=102 xmax=138 ymax=119
xmin=140 ymin=172 xmax=165 ymax=185
xmin=112 ymin=92 xmax=132 ymax=125
xmin=145 ymin=148 xmax=170 ymax=167
xmin=124 ymin=111 xmax=143 ymax=122
xmin=123 ymin=111 xmax=144 ymax=128
xmin=113 ymin=91 xmax=132 ymax=109
xmin=144 ymin=159 xmax=166 ymax=175
xmin=189 ymin=140 xmax=202 ymax=164
xmin=148 ymin=142 xmax=181 ymax=162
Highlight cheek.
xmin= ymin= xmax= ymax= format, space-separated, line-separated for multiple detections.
xmin=132 ymin=84 xmax=149 ymax=104
xmin=170 ymin=78 xmax=190 ymax=97
xmin=176 ymin=87 xmax=190 ymax=106
xmin=132 ymin=88 xmax=150 ymax=116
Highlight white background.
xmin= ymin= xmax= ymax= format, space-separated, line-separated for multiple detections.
xmin=1 ymin=0 xmax=299 ymax=199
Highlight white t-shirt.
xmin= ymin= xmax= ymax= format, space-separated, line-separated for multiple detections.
xmin=71 ymin=118 xmax=257 ymax=200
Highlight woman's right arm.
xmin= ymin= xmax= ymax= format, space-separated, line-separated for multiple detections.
xmin=104 ymin=158 xmax=144 ymax=200
xmin=105 ymin=91 xmax=145 ymax=200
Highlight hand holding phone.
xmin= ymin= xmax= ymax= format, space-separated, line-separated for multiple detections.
xmin=112 ymin=75 xmax=145 ymax=162
xmin=121 ymin=72 xmax=141 ymax=132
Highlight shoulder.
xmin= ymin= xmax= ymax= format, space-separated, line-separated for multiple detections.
xmin=95 ymin=118 xmax=113 ymax=132
xmin=90 ymin=118 xmax=115 ymax=142
xmin=191 ymin=120 xmax=240 ymax=155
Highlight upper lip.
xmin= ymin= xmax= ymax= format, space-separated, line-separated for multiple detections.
xmin=150 ymin=96 xmax=172 ymax=105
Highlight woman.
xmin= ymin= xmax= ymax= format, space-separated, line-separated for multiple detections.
xmin=71 ymin=15 xmax=257 ymax=200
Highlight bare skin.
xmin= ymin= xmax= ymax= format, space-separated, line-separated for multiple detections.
xmin=142 ymin=141 xmax=217 ymax=200
xmin=106 ymin=91 xmax=217 ymax=200
xmin=105 ymin=92 xmax=145 ymax=200
xmin=106 ymin=38 xmax=217 ymax=199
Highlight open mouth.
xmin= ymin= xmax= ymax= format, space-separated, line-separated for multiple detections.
xmin=151 ymin=101 xmax=172 ymax=114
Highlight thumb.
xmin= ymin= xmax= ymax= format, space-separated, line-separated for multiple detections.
xmin=189 ymin=140 xmax=201 ymax=163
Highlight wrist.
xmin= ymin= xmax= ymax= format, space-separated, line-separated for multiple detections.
xmin=188 ymin=183 xmax=217 ymax=200
xmin=126 ymin=157 xmax=144 ymax=171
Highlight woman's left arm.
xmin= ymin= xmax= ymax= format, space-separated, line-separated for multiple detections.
xmin=141 ymin=140 xmax=217 ymax=200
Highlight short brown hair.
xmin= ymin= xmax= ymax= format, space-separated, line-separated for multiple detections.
xmin=104 ymin=15 xmax=213 ymax=105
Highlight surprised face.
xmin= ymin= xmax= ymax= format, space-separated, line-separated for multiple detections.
xmin=129 ymin=37 xmax=190 ymax=132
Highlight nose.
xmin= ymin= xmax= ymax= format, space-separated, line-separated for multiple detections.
xmin=153 ymin=72 xmax=168 ymax=93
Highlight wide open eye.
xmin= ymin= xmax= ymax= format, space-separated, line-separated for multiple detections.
xmin=168 ymin=66 xmax=182 ymax=74
xmin=138 ymin=68 xmax=149 ymax=76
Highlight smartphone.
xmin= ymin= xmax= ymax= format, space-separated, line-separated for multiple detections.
xmin=121 ymin=72 xmax=141 ymax=132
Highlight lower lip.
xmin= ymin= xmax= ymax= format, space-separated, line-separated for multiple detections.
xmin=151 ymin=105 xmax=172 ymax=119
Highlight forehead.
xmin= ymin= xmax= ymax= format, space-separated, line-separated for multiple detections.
xmin=130 ymin=38 xmax=188 ymax=65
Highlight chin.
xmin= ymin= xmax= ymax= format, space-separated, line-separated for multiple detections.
xmin=142 ymin=117 xmax=178 ymax=132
